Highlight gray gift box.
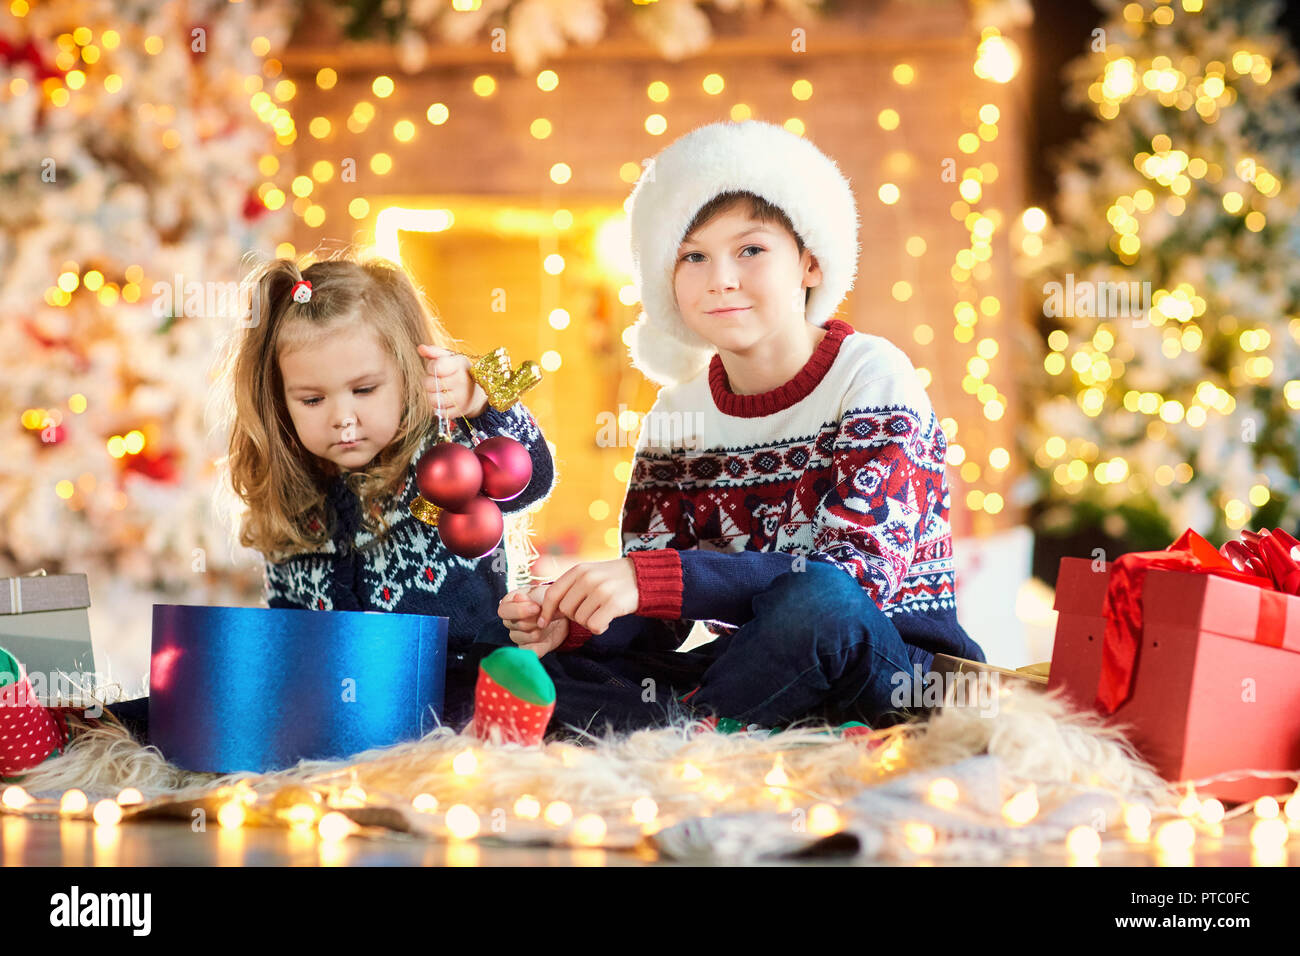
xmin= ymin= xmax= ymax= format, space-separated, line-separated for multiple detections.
xmin=0 ymin=571 xmax=97 ymax=704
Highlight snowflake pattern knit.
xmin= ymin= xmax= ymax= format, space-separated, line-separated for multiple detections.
xmin=262 ymin=404 xmax=554 ymax=645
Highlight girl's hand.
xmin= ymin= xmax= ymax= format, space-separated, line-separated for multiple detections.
xmin=417 ymin=345 xmax=488 ymax=420
xmin=537 ymin=559 xmax=639 ymax=635
xmin=498 ymin=588 xmax=569 ymax=658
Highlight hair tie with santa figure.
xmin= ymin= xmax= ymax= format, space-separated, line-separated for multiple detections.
xmin=290 ymin=279 xmax=312 ymax=303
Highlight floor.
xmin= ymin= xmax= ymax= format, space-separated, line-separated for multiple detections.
xmin=2 ymin=810 xmax=1292 ymax=866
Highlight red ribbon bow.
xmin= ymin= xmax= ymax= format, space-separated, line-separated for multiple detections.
xmin=1095 ymin=529 xmax=1275 ymax=714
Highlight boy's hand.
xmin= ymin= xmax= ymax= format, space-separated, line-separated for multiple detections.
xmin=498 ymin=588 xmax=569 ymax=658
xmin=537 ymin=559 xmax=638 ymax=635
xmin=418 ymin=345 xmax=488 ymax=420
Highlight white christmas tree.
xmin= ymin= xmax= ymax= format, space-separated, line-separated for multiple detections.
xmin=0 ymin=0 xmax=294 ymax=592
xmin=1025 ymin=0 xmax=1300 ymax=549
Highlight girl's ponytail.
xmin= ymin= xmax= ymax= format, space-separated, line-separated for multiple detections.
xmin=245 ymin=257 xmax=303 ymax=334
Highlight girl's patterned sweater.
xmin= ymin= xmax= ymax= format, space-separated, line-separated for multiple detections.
xmin=561 ymin=319 xmax=985 ymax=663
xmin=262 ymin=405 xmax=554 ymax=646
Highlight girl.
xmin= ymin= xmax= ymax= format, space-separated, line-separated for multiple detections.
xmin=0 ymin=248 xmax=554 ymax=779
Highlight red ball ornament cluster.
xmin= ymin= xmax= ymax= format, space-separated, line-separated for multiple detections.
xmin=413 ymin=436 xmax=533 ymax=559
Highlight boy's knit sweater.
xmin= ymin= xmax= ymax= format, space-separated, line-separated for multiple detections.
xmin=561 ymin=319 xmax=985 ymax=663
xmin=262 ymin=404 xmax=554 ymax=646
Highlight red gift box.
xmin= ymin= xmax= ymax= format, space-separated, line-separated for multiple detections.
xmin=1050 ymin=542 xmax=1300 ymax=804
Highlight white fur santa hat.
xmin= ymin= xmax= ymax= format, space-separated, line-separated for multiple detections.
xmin=624 ymin=120 xmax=860 ymax=387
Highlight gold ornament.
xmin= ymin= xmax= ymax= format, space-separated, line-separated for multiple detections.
xmin=469 ymin=347 xmax=543 ymax=411
xmin=409 ymin=496 xmax=442 ymax=527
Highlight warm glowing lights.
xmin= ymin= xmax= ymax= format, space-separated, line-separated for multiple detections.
xmin=974 ymin=32 xmax=1021 ymax=83
xmin=1154 ymin=819 xmax=1196 ymax=852
xmin=412 ymin=793 xmax=439 ymax=813
xmin=1002 ymin=786 xmax=1038 ymax=825
xmin=473 ymin=75 xmax=496 ymax=97
xmin=903 ymin=821 xmax=936 ymax=853
xmin=217 ymin=801 xmax=246 ymax=829
xmin=702 ymin=73 xmax=725 ymax=95
xmin=927 ymin=778 xmax=959 ymax=809
xmin=550 ymin=163 xmax=572 ymax=185
xmin=318 ymin=811 xmax=356 ymax=842
xmin=544 ymin=801 xmax=573 ymax=826
xmin=1254 ymin=796 xmax=1280 ymax=819
xmin=445 ymin=804 xmax=480 ymax=839
xmin=2 ymin=786 xmax=34 ymax=810
xmin=537 ymin=70 xmax=558 ymax=92
xmin=1124 ymin=803 xmax=1152 ymax=838
xmin=57 ymin=789 xmax=87 ymax=814
xmin=452 ymin=749 xmax=479 ymax=776
xmin=1250 ymin=818 xmax=1288 ymax=850
xmin=572 ymin=814 xmax=607 ymax=845
xmin=1066 ymin=825 xmax=1101 ymax=857
xmin=631 ymin=797 xmax=658 ymax=824
xmin=92 ymin=799 xmax=123 ymax=826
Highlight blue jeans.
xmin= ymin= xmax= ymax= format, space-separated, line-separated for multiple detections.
xmin=448 ymin=562 xmax=934 ymax=737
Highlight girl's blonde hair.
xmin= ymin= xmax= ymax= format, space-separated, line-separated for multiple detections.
xmin=212 ymin=246 xmax=452 ymax=563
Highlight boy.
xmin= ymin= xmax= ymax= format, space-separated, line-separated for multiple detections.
xmin=498 ymin=120 xmax=985 ymax=734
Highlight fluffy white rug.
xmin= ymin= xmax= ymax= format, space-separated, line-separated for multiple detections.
xmin=8 ymin=681 xmax=1180 ymax=862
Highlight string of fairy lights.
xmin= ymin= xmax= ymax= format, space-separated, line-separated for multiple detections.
xmin=3 ymin=753 xmax=1298 ymax=864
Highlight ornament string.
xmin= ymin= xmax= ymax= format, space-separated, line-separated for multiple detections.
xmin=432 ymin=363 xmax=447 ymax=441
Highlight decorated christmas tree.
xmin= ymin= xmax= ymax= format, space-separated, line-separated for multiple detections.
xmin=0 ymin=1 xmax=295 ymax=590
xmin=1024 ymin=0 xmax=1300 ymax=551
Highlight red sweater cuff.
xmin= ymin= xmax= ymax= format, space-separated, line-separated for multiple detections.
xmin=558 ymin=621 xmax=592 ymax=651
xmin=628 ymin=549 xmax=683 ymax=619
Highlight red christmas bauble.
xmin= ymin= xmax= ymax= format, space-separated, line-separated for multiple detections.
xmin=474 ymin=435 xmax=533 ymax=502
xmin=416 ymin=442 xmax=483 ymax=511
xmin=438 ymin=496 xmax=504 ymax=559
